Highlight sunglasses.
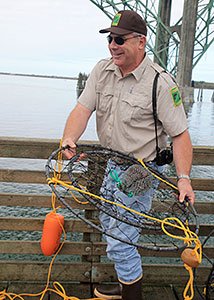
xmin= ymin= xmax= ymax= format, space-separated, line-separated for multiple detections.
xmin=107 ymin=34 xmax=142 ymax=45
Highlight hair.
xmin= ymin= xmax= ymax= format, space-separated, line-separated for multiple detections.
xmin=133 ymin=32 xmax=145 ymax=37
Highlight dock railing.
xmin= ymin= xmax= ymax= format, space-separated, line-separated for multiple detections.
xmin=0 ymin=137 xmax=213 ymax=299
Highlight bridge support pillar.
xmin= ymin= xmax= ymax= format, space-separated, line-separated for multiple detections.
xmin=177 ymin=0 xmax=198 ymax=89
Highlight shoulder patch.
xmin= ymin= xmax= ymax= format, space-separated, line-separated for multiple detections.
xmin=170 ymin=86 xmax=182 ymax=106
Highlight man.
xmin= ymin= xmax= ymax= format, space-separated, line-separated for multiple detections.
xmin=62 ymin=10 xmax=195 ymax=300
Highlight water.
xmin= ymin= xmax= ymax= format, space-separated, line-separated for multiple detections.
xmin=0 ymin=74 xmax=213 ymax=144
xmin=185 ymin=101 xmax=214 ymax=146
xmin=0 ymin=75 xmax=98 ymax=140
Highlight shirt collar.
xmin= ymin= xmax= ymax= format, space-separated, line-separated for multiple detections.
xmin=131 ymin=54 xmax=150 ymax=81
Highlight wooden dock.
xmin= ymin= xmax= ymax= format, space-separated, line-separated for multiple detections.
xmin=0 ymin=137 xmax=213 ymax=299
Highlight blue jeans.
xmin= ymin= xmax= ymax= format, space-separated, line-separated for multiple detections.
xmin=99 ymin=160 xmax=164 ymax=283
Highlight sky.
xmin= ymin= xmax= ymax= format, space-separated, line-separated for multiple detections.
xmin=0 ymin=0 xmax=213 ymax=82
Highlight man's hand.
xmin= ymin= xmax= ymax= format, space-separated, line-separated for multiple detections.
xmin=177 ymin=178 xmax=195 ymax=204
xmin=62 ymin=138 xmax=77 ymax=159
xmin=61 ymin=103 xmax=92 ymax=159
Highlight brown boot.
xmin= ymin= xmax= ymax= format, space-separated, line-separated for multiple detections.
xmin=121 ymin=278 xmax=143 ymax=300
xmin=94 ymin=284 xmax=122 ymax=299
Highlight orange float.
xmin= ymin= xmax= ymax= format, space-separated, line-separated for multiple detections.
xmin=181 ymin=247 xmax=200 ymax=268
xmin=40 ymin=211 xmax=64 ymax=256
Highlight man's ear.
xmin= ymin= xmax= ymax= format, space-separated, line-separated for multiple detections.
xmin=139 ymin=36 xmax=146 ymax=50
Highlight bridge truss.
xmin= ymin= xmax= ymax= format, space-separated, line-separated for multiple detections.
xmin=90 ymin=0 xmax=214 ymax=77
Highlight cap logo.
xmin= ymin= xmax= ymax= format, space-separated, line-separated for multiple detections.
xmin=111 ymin=13 xmax=122 ymax=27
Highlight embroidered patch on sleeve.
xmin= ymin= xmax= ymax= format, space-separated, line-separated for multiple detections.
xmin=170 ymin=86 xmax=182 ymax=106
xmin=112 ymin=13 xmax=121 ymax=26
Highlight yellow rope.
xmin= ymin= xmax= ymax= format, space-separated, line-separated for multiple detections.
xmin=48 ymin=177 xmax=198 ymax=242
xmin=46 ymin=155 xmax=202 ymax=300
xmin=203 ymin=282 xmax=214 ymax=298
xmin=139 ymin=159 xmax=202 ymax=300
xmin=183 ymin=264 xmax=195 ymax=300
xmin=0 ymin=213 xmax=103 ymax=300
xmin=68 ymin=189 xmax=89 ymax=205
xmin=138 ymin=158 xmax=178 ymax=190
xmin=0 ymin=142 xmax=103 ymax=300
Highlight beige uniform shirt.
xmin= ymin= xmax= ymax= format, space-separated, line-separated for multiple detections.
xmin=78 ymin=55 xmax=188 ymax=161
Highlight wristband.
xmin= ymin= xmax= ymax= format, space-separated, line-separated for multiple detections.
xmin=177 ymin=174 xmax=191 ymax=181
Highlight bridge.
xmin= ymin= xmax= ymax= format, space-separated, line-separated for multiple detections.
xmin=90 ymin=0 xmax=214 ymax=99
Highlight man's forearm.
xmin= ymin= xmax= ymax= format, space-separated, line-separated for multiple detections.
xmin=172 ymin=129 xmax=193 ymax=177
xmin=172 ymin=130 xmax=195 ymax=203
xmin=63 ymin=103 xmax=92 ymax=143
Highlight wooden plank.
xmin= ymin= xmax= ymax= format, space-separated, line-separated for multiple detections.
xmin=92 ymin=263 xmax=211 ymax=285
xmin=4 ymin=282 xmax=91 ymax=300
xmin=0 ymin=280 xmax=181 ymax=300
xmin=0 ymin=261 xmax=91 ymax=282
xmin=0 ymin=137 xmax=213 ymax=165
xmin=0 ymin=281 xmax=185 ymax=300
xmin=151 ymin=198 xmax=214 ymax=214
xmin=0 ymin=240 xmax=93 ymax=256
xmin=192 ymin=145 xmax=214 ymax=165
xmin=0 ymin=261 xmax=210 ymax=284
xmin=0 ymin=193 xmax=93 ymax=210
xmin=0 ymin=170 xmax=46 ymax=184
xmin=159 ymin=177 xmax=214 ymax=191
xmin=0 ymin=217 xmax=212 ymax=240
xmin=1 ymin=169 xmax=214 ymax=191
xmin=191 ymin=178 xmax=214 ymax=191
xmin=193 ymin=201 xmax=214 ymax=214
xmin=0 ymin=217 xmax=94 ymax=233
xmin=92 ymin=242 xmax=214 ymax=259
xmin=93 ymin=283 xmax=177 ymax=300
xmin=0 ymin=216 xmax=212 ymax=236
xmin=1 ymin=240 xmax=213 ymax=259
xmin=0 ymin=137 xmax=98 ymax=159
xmin=197 ymin=224 xmax=214 ymax=236
xmin=140 ymin=285 xmax=177 ymax=300
xmin=0 ymin=193 xmax=213 ymax=214
xmin=3 ymin=283 xmax=50 ymax=300
xmin=2 ymin=281 xmax=208 ymax=300
xmin=0 ymin=137 xmax=59 ymax=159
xmin=0 ymin=193 xmax=53 ymax=208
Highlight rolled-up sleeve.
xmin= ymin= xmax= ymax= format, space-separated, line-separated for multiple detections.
xmin=78 ymin=61 xmax=103 ymax=112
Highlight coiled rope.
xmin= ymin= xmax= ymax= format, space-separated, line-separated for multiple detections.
xmin=46 ymin=155 xmax=202 ymax=300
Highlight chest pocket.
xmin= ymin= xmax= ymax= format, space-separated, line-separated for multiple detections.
xmin=96 ymin=84 xmax=114 ymax=113
xmin=119 ymin=92 xmax=151 ymax=124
